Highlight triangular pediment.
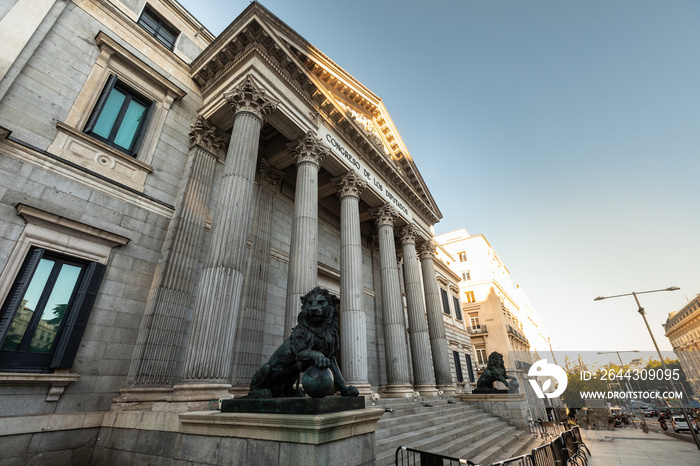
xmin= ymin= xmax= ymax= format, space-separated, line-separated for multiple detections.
xmin=190 ymin=2 xmax=442 ymax=224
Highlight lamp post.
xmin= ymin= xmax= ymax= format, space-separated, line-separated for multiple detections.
xmin=594 ymin=287 xmax=700 ymax=450
xmin=597 ymin=350 xmax=644 ymax=431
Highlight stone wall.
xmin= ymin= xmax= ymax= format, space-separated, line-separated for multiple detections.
xmin=92 ymin=428 xmax=376 ymax=466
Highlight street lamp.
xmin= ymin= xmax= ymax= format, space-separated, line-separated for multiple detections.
xmin=597 ymin=350 xmax=644 ymax=431
xmin=594 ymin=286 xmax=700 ymax=450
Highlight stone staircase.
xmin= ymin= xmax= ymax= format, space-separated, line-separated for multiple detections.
xmin=373 ymin=397 xmax=540 ymax=466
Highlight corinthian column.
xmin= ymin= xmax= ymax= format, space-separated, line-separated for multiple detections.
xmin=399 ymin=225 xmax=437 ymax=396
xmin=231 ymin=160 xmax=284 ymax=395
xmin=418 ymin=240 xmax=455 ymax=394
xmin=333 ymin=171 xmax=370 ymax=395
xmin=126 ymin=117 xmax=223 ymax=387
xmin=284 ymin=131 xmax=328 ymax=335
xmin=372 ymin=204 xmax=413 ymax=397
xmin=179 ymin=77 xmax=278 ymax=392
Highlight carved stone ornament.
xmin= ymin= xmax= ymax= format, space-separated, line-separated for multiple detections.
xmin=259 ymin=159 xmax=284 ymax=188
xmin=224 ymin=75 xmax=279 ymax=121
xmin=417 ymin=240 xmax=437 ymax=260
xmin=397 ymin=224 xmax=417 ymax=245
xmin=332 ymin=171 xmax=367 ymax=199
xmin=371 ymin=203 xmax=399 ymax=227
xmin=288 ymin=130 xmax=329 ymax=167
xmin=337 ymin=102 xmax=389 ymax=156
xmin=189 ymin=116 xmax=227 ymax=153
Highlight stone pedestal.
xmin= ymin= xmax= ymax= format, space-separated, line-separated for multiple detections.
xmin=459 ymin=392 xmax=530 ymax=429
xmin=96 ymin=407 xmax=383 ymax=466
xmin=179 ymin=407 xmax=384 ymax=465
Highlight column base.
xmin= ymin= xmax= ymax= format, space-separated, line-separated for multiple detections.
xmin=111 ymin=384 xmax=233 ymax=413
xmin=171 ymin=383 xmax=233 ymax=402
xmin=437 ymin=384 xmax=457 ymax=397
xmin=380 ymin=383 xmax=415 ymax=398
xmin=413 ymin=384 xmax=438 ymax=397
xmin=349 ymin=382 xmax=373 ymax=397
xmin=229 ymin=384 xmax=250 ymax=398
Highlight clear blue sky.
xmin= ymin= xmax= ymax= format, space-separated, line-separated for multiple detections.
xmin=177 ymin=0 xmax=700 ymax=353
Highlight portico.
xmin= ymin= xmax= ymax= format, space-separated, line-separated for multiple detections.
xmin=117 ymin=3 xmax=453 ymax=405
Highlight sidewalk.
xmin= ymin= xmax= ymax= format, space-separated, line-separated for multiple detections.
xmin=581 ymin=427 xmax=700 ymax=465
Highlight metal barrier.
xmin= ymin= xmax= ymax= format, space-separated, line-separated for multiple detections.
xmin=395 ymin=446 xmax=477 ymax=465
xmin=531 ymin=443 xmax=557 ymax=466
xmin=395 ymin=424 xmax=592 ymax=466
xmin=490 ymin=454 xmax=535 ymax=466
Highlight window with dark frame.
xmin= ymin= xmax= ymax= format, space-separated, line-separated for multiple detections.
xmin=0 ymin=248 xmax=106 ymax=372
xmin=137 ymin=5 xmax=178 ymax=50
xmin=452 ymin=296 xmax=463 ymax=320
xmin=453 ymin=351 xmax=464 ymax=382
xmin=458 ymin=252 xmax=467 ymax=262
xmin=465 ymin=353 xmax=475 ymax=382
xmin=476 ymin=348 xmax=487 ymax=366
xmin=84 ymin=75 xmax=154 ymax=156
xmin=440 ymin=288 xmax=450 ymax=315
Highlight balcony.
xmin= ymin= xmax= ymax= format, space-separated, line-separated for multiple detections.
xmin=467 ymin=325 xmax=487 ymax=335
xmin=507 ymin=325 xmax=529 ymax=345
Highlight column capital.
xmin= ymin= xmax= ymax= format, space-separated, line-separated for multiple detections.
xmin=371 ymin=203 xmax=399 ymax=227
xmin=189 ymin=116 xmax=226 ymax=154
xmin=288 ymin=130 xmax=329 ymax=167
xmin=417 ymin=240 xmax=437 ymax=260
xmin=258 ymin=159 xmax=284 ymax=188
xmin=224 ymin=75 xmax=279 ymax=121
xmin=332 ymin=171 xmax=367 ymax=199
xmin=397 ymin=224 xmax=418 ymax=246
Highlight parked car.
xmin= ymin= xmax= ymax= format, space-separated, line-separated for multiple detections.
xmin=672 ymin=416 xmax=699 ymax=433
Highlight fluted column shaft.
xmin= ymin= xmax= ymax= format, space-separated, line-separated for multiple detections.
xmin=231 ymin=160 xmax=284 ymax=389
xmin=284 ymin=132 xmax=328 ymax=335
xmin=419 ymin=241 xmax=454 ymax=388
xmin=372 ymin=204 xmax=412 ymax=394
xmin=127 ymin=117 xmax=222 ymax=385
xmin=399 ymin=226 xmax=436 ymax=393
xmin=181 ymin=77 xmax=278 ymax=383
xmin=334 ymin=172 xmax=369 ymax=393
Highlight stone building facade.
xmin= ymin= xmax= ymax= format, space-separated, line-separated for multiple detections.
xmin=434 ymin=228 xmax=550 ymax=420
xmin=434 ymin=228 xmax=550 ymax=370
xmin=0 ymin=0 xmax=461 ymax=462
xmin=664 ymin=294 xmax=700 ymax=401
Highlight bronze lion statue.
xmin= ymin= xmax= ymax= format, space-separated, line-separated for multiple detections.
xmin=476 ymin=351 xmax=510 ymax=390
xmin=243 ymin=287 xmax=359 ymax=399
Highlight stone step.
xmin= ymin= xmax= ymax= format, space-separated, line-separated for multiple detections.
xmin=441 ymin=423 xmax=518 ymax=460
xmin=377 ymin=414 xmax=501 ymax=453
xmin=375 ymin=417 xmax=511 ymax=466
xmin=374 ymin=397 xmax=531 ymax=466
xmin=374 ymin=397 xmax=458 ymax=410
xmin=376 ymin=409 xmax=490 ymax=441
xmin=378 ymin=406 xmax=488 ymax=430
xmin=461 ymin=427 xmax=533 ymax=465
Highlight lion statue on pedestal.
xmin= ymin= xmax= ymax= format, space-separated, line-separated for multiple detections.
xmin=243 ymin=286 xmax=359 ymax=399
xmin=476 ymin=351 xmax=517 ymax=391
